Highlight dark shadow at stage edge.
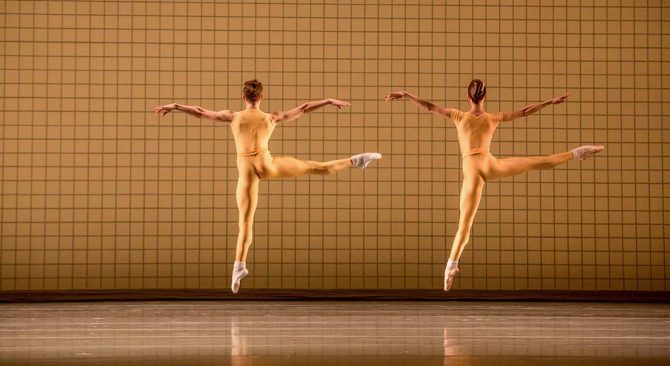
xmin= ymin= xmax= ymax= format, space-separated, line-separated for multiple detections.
xmin=1 ymin=356 xmax=669 ymax=366
xmin=0 ymin=289 xmax=668 ymax=303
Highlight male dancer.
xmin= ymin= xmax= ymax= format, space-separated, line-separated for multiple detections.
xmin=156 ymin=79 xmax=382 ymax=293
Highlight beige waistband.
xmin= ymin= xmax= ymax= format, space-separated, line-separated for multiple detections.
xmin=237 ymin=147 xmax=269 ymax=157
xmin=462 ymin=147 xmax=489 ymax=157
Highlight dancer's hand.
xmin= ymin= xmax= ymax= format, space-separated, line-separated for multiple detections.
xmin=384 ymin=91 xmax=407 ymax=101
xmin=549 ymin=93 xmax=569 ymax=105
xmin=329 ymin=99 xmax=351 ymax=109
xmin=154 ymin=103 xmax=176 ymax=116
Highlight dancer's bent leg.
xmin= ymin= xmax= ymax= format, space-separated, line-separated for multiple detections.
xmin=445 ymin=174 xmax=485 ymax=291
xmin=232 ymin=170 xmax=259 ymax=294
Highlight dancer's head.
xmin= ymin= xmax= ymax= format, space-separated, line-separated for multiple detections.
xmin=243 ymin=79 xmax=263 ymax=104
xmin=467 ymin=79 xmax=486 ymax=105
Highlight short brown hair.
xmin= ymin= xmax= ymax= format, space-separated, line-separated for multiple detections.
xmin=243 ymin=79 xmax=263 ymax=102
xmin=468 ymin=79 xmax=486 ymax=104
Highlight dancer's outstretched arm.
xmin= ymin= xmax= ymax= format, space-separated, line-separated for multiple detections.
xmin=153 ymin=103 xmax=235 ymax=122
xmin=501 ymin=93 xmax=569 ymax=122
xmin=271 ymin=99 xmax=350 ymax=123
xmin=385 ymin=91 xmax=458 ymax=119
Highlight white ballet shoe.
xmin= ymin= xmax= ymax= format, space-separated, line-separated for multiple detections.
xmin=351 ymin=152 xmax=382 ymax=169
xmin=444 ymin=267 xmax=459 ymax=292
xmin=231 ymin=267 xmax=249 ymax=294
xmin=571 ymin=145 xmax=604 ymax=160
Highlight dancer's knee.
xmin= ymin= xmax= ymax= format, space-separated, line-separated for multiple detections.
xmin=237 ymin=223 xmax=253 ymax=246
xmin=454 ymin=225 xmax=472 ymax=245
xmin=239 ymin=236 xmax=253 ymax=247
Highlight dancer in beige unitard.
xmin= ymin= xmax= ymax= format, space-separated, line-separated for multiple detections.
xmin=386 ymin=79 xmax=604 ymax=291
xmin=155 ymin=79 xmax=382 ymax=293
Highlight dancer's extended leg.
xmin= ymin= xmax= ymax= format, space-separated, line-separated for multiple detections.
xmin=445 ymin=175 xmax=484 ymax=291
xmin=232 ymin=170 xmax=259 ymax=293
xmin=266 ymin=152 xmax=381 ymax=179
xmin=488 ymin=145 xmax=603 ymax=180
xmin=270 ymin=156 xmax=352 ymax=178
xmin=489 ymin=151 xmax=573 ymax=180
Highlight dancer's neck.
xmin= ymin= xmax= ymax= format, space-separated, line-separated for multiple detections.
xmin=469 ymin=102 xmax=485 ymax=115
xmin=245 ymin=101 xmax=261 ymax=110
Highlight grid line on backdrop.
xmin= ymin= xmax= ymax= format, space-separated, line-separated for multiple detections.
xmin=0 ymin=0 xmax=668 ymax=291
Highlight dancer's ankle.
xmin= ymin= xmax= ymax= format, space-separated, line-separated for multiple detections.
xmin=234 ymin=261 xmax=246 ymax=271
xmin=446 ymin=259 xmax=458 ymax=271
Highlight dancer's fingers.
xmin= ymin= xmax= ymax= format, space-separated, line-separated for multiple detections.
xmin=552 ymin=95 xmax=568 ymax=104
xmin=385 ymin=92 xmax=400 ymax=101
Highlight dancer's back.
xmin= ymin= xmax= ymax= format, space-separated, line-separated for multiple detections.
xmin=231 ymin=109 xmax=276 ymax=156
xmin=452 ymin=111 xmax=502 ymax=157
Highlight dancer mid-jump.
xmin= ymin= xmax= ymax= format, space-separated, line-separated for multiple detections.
xmin=386 ymin=79 xmax=603 ymax=291
xmin=155 ymin=79 xmax=382 ymax=293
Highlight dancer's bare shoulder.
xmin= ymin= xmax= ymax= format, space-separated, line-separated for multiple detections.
xmin=447 ymin=109 xmax=466 ymax=124
xmin=212 ymin=109 xmax=236 ymax=122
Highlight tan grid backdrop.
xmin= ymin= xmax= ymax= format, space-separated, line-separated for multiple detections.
xmin=1 ymin=1 xmax=668 ymax=291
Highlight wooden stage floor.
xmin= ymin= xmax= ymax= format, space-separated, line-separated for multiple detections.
xmin=0 ymin=300 xmax=668 ymax=366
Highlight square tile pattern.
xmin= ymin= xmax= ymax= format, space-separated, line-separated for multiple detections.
xmin=0 ymin=1 xmax=668 ymax=290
